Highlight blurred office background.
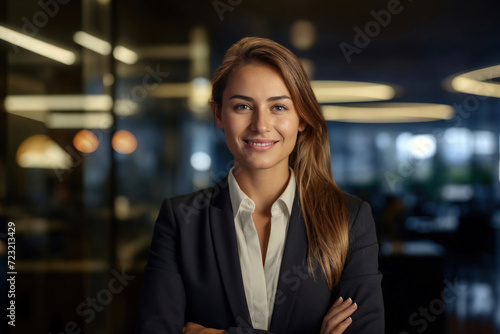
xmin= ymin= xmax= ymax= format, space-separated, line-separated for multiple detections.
xmin=1 ymin=0 xmax=500 ymax=333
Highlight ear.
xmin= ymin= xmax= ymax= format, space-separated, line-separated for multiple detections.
xmin=212 ymin=104 xmax=224 ymax=129
xmin=298 ymin=120 xmax=306 ymax=132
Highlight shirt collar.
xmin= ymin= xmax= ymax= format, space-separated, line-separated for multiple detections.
xmin=227 ymin=166 xmax=296 ymax=218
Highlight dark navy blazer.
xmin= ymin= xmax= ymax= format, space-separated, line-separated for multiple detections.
xmin=135 ymin=176 xmax=384 ymax=333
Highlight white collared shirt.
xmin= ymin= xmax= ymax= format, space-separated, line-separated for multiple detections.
xmin=227 ymin=166 xmax=296 ymax=330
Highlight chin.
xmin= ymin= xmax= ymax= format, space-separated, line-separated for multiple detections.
xmin=237 ymin=158 xmax=288 ymax=171
xmin=240 ymin=162 xmax=274 ymax=170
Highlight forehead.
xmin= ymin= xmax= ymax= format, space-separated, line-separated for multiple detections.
xmin=223 ymin=64 xmax=291 ymax=97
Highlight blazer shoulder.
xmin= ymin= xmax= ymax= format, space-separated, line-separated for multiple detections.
xmin=342 ymin=192 xmax=363 ymax=220
xmin=341 ymin=192 xmax=375 ymax=229
xmin=156 ymin=186 xmax=218 ymax=228
xmin=341 ymin=192 xmax=378 ymax=248
xmin=168 ymin=185 xmax=215 ymax=207
xmin=167 ymin=175 xmax=230 ymax=210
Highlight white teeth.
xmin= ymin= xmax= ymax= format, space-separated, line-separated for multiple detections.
xmin=247 ymin=141 xmax=274 ymax=146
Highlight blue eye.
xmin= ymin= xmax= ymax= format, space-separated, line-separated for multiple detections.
xmin=273 ymin=105 xmax=287 ymax=111
xmin=234 ymin=104 xmax=250 ymax=111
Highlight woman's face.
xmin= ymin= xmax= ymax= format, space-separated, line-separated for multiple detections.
xmin=215 ymin=64 xmax=305 ymax=172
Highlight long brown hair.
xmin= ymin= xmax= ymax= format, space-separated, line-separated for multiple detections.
xmin=210 ymin=37 xmax=348 ymax=289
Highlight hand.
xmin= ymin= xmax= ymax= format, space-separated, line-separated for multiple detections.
xmin=183 ymin=322 xmax=226 ymax=334
xmin=320 ymin=297 xmax=358 ymax=334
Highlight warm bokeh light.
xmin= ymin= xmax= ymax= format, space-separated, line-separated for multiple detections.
xmin=5 ymin=94 xmax=113 ymax=112
xmin=150 ymin=80 xmax=397 ymax=105
xmin=115 ymin=195 xmax=131 ymax=220
xmin=112 ymin=130 xmax=138 ymax=154
xmin=73 ymin=31 xmax=112 ymax=55
xmin=114 ymin=100 xmax=138 ymax=116
xmin=189 ymin=77 xmax=211 ymax=113
xmin=322 ymin=103 xmax=454 ymax=123
xmin=16 ymin=134 xmax=72 ymax=169
xmin=446 ymin=64 xmax=500 ymax=98
xmin=290 ymin=20 xmax=316 ymax=50
xmin=311 ymin=81 xmax=397 ymax=103
xmin=73 ymin=130 xmax=99 ymax=153
xmin=47 ymin=113 xmax=113 ymax=129
xmin=0 ymin=25 xmax=76 ymax=65
xmin=113 ymin=45 xmax=139 ymax=64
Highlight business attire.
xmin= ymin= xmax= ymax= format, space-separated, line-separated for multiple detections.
xmin=135 ymin=170 xmax=384 ymax=334
xmin=228 ymin=167 xmax=296 ymax=330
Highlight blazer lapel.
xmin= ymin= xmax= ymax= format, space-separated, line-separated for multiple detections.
xmin=269 ymin=193 xmax=308 ymax=333
xmin=209 ymin=177 xmax=308 ymax=332
xmin=209 ymin=176 xmax=252 ymax=326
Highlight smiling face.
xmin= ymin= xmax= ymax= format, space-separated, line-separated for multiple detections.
xmin=214 ymin=63 xmax=305 ymax=173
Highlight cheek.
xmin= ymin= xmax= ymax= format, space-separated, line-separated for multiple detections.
xmin=225 ymin=113 xmax=250 ymax=132
xmin=278 ymin=119 xmax=301 ymax=139
xmin=221 ymin=115 xmax=244 ymax=143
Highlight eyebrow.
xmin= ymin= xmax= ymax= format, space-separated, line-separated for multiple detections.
xmin=228 ymin=94 xmax=292 ymax=102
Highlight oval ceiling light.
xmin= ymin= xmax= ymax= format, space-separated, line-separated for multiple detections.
xmin=311 ymin=81 xmax=397 ymax=103
xmin=322 ymin=103 xmax=454 ymax=123
xmin=5 ymin=94 xmax=113 ymax=112
xmin=148 ymin=80 xmax=397 ymax=104
xmin=445 ymin=64 xmax=500 ymax=97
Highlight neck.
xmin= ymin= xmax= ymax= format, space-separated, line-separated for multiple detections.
xmin=233 ymin=162 xmax=290 ymax=215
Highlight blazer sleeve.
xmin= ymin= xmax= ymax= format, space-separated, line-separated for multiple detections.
xmin=135 ymin=198 xmax=186 ymax=333
xmin=338 ymin=201 xmax=385 ymax=333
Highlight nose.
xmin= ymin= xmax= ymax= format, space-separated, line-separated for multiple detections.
xmin=250 ymin=108 xmax=272 ymax=133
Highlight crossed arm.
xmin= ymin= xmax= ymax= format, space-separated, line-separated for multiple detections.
xmin=135 ymin=199 xmax=383 ymax=334
xmin=183 ymin=296 xmax=358 ymax=334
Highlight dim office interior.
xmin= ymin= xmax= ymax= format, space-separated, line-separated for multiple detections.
xmin=1 ymin=0 xmax=500 ymax=333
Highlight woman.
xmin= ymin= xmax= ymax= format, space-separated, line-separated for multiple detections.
xmin=135 ymin=37 xmax=384 ymax=334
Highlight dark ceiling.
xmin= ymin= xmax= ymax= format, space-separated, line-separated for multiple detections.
xmin=4 ymin=0 xmax=500 ymax=118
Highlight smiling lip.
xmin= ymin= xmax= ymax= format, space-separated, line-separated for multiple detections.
xmin=244 ymin=139 xmax=277 ymax=143
xmin=243 ymin=139 xmax=278 ymax=151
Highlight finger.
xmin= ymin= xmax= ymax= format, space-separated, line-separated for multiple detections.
xmin=183 ymin=322 xmax=201 ymax=334
xmin=320 ymin=298 xmax=352 ymax=334
xmin=183 ymin=322 xmax=193 ymax=333
xmin=331 ymin=316 xmax=353 ymax=334
xmin=323 ymin=302 xmax=358 ymax=333
xmin=325 ymin=297 xmax=353 ymax=320
xmin=325 ymin=296 xmax=343 ymax=315
xmin=328 ymin=302 xmax=357 ymax=331
xmin=331 ymin=296 xmax=343 ymax=308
